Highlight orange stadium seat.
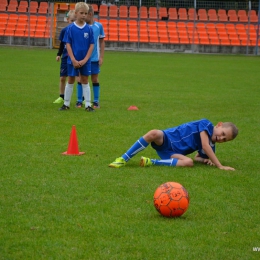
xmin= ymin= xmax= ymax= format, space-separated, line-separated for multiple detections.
xmin=159 ymin=7 xmax=167 ymax=19
xmin=119 ymin=5 xmax=128 ymax=18
xmin=109 ymin=5 xmax=118 ymax=18
xmin=129 ymin=6 xmax=138 ymax=19
xmin=99 ymin=5 xmax=108 ymax=18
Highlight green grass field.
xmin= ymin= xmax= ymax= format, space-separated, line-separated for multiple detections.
xmin=1 ymin=46 xmax=260 ymax=260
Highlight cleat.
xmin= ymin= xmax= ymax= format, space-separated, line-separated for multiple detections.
xmin=140 ymin=156 xmax=153 ymax=167
xmin=93 ymin=102 xmax=100 ymax=109
xmin=53 ymin=97 xmax=64 ymax=104
xmin=109 ymin=157 xmax=126 ymax=168
xmin=59 ymin=104 xmax=70 ymax=111
xmin=75 ymin=102 xmax=83 ymax=108
xmin=85 ymin=106 xmax=95 ymax=112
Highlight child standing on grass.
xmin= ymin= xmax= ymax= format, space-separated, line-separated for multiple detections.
xmin=75 ymin=4 xmax=105 ymax=109
xmin=109 ymin=119 xmax=238 ymax=171
xmin=59 ymin=2 xmax=95 ymax=112
xmin=53 ymin=10 xmax=75 ymax=104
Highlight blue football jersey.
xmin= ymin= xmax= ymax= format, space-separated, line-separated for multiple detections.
xmin=163 ymin=118 xmax=215 ymax=158
xmin=89 ymin=21 xmax=105 ymax=62
xmin=63 ymin=22 xmax=94 ymax=64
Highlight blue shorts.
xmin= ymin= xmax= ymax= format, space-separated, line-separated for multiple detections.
xmin=91 ymin=61 xmax=100 ymax=75
xmin=151 ymin=131 xmax=175 ymax=159
xmin=67 ymin=62 xmax=91 ymax=77
xmin=60 ymin=58 xmax=68 ymax=77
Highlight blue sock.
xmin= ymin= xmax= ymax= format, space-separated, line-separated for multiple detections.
xmin=93 ymin=83 xmax=100 ymax=103
xmin=151 ymin=158 xmax=178 ymax=166
xmin=122 ymin=137 xmax=149 ymax=162
xmin=77 ymin=83 xmax=83 ymax=102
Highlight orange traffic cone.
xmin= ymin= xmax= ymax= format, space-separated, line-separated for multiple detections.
xmin=128 ymin=105 xmax=139 ymax=110
xmin=62 ymin=125 xmax=85 ymax=155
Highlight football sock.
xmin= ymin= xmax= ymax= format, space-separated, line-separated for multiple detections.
xmin=122 ymin=137 xmax=149 ymax=162
xmin=151 ymin=158 xmax=178 ymax=166
xmin=82 ymin=83 xmax=91 ymax=107
xmin=64 ymin=83 xmax=74 ymax=107
xmin=93 ymin=83 xmax=100 ymax=103
xmin=77 ymin=82 xmax=83 ymax=102
xmin=60 ymin=94 xmax=64 ymax=99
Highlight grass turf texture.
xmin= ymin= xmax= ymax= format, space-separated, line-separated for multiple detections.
xmin=0 ymin=46 xmax=260 ymax=259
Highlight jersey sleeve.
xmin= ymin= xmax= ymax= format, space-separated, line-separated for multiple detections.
xmin=99 ymin=23 xmax=105 ymax=38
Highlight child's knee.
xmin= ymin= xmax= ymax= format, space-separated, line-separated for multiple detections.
xmin=184 ymin=158 xmax=194 ymax=167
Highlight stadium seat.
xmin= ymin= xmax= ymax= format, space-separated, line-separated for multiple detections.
xmin=7 ymin=4 xmax=17 ymax=12
xmin=168 ymin=8 xmax=178 ymax=20
xmin=99 ymin=19 xmax=108 ymax=26
xmin=119 ymin=35 xmax=128 ymax=42
xmin=229 ymin=14 xmax=238 ymax=22
xmin=119 ymin=5 xmax=128 ymax=18
xmin=219 ymin=14 xmax=228 ymax=22
xmin=208 ymin=13 xmax=218 ymax=22
xmin=179 ymin=35 xmax=189 ymax=44
xmin=149 ymin=35 xmax=159 ymax=43
xmin=99 ymin=5 xmax=108 ymax=18
xmin=220 ymin=39 xmax=230 ymax=45
xmin=239 ymin=15 xmax=248 ymax=22
xmin=158 ymin=7 xmax=167 ymax=19
xmin=169 ymin=35 xmax=179 ymax=44
xmin=206 ymin=23 xmax=215 ymax=29
xmin=199 ymin=14 xmax=208 ymax=21
xmin=128 ymin=34 xmax=138 ymax=42
xmin=249 ymin=13 xmax=258 ymax=23
xmin=148 ymin=7 xmax=157 ymax=20
xmin=59 ymin=3 xmax=68 ymax=11
xmin=128 ymin=20 xmax=137 ymax=26
xmin=38 ymin=2 xmax=48 ymax=14
xmin=139 ymin=35 xmax=149 ymax=43
xmin=140 ymin=6 xmax=148 ymax=19
xmin=129 ymin=6 xmax=138 ymax=19
xmin=109 ymin=5 xmax=118 ymax=18
xmin=28 ymin=1 xmax=38 ymax=13
xmin=216 ymin=23 xmax=225 ymax=29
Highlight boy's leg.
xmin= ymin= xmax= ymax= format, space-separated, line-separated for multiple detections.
xmin=93 ymin=82 xmax=100 ymax=107
xmin=140 ymin=154 xmax=193 ymax=167
xmin=60 ymin=75 xmax=75 ymax=110
xmin=76 ymin=82 xmax=83 ymax=103
xmin=91 ymin=62 xmax=100 ymax=108
xmin=109 ymin=130 xmax=164 ymax=168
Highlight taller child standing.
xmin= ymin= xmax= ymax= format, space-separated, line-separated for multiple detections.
xmin=60 ymin=2 xmax=95 ymax=112
xmin=76 ymin=4 xmax=105 ymax=108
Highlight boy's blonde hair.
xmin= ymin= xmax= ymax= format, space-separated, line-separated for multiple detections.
xmin=67 ymin=10 xmax=75 ymax=20
xmin=75 ymin=2 xmax=89 ymax=13
xmin=223 ymin=122 xmax=239 ymax=139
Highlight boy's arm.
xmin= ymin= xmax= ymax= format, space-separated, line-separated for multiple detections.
xmin=200 ymin=131 xmax=235 ymax=171
xmin=99 ymin=38 xmax=105 ymax=66
xmin=66 ymin=43 xmax=80 ymax=68
xmin=194 ymin=153 xmax=214 ymax=166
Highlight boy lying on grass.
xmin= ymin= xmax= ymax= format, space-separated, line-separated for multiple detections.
xmin=109 ymin=119 xmax=238 ymax=171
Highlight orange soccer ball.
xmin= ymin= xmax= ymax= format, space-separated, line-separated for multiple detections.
xmin=153 ymin=182 xmax=190 ymax=218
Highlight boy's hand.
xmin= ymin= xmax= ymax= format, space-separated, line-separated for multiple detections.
xmin=218 ymin=165 xmax=235 ymax=171
xmin=203 ymin=159 xmax=215 ymax=166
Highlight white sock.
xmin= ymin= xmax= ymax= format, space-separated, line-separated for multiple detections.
xmin=82 ymin=83 xmax=91 ymax=107
xmin=64 ymin=83 xmax=74 ymax=107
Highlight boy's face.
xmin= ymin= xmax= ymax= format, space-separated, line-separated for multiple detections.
xmin=212 ymin=122 xmax=233 ymax=143
xmin=75 ymin=8 xmax=88 ymax=23
xmin=68 ymin=16 xmax=75 ymax=23
xmin=85 ymin=12 xmax=91 ymax=23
